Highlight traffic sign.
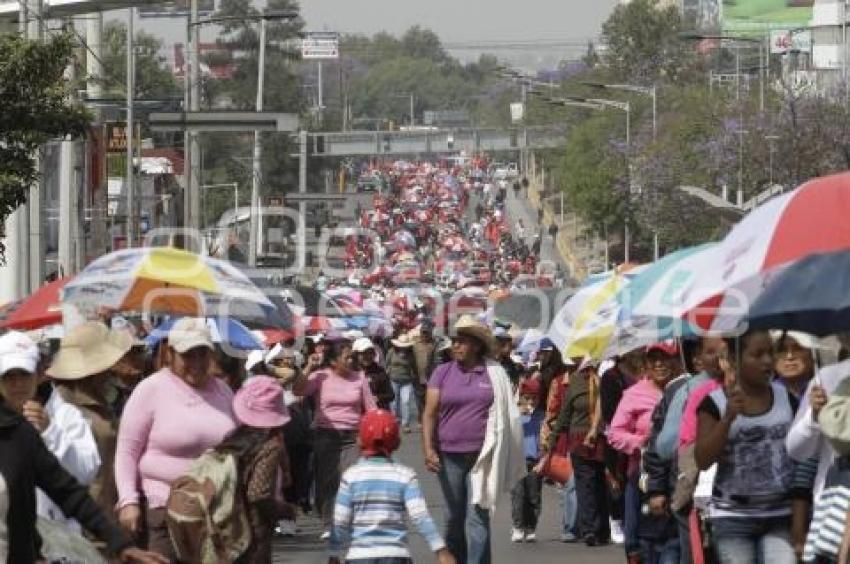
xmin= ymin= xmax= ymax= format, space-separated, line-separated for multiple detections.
xmin=301 ymin=32 xmax=339 ymax=60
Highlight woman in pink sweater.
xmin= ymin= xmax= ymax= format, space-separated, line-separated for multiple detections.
xmin=292 ymin=339 xmax=376 ymax=538
xmin=608 ymin=342 xmax=681 ymax=564
xmin=115 ymin=318 xmax=236 ymax=559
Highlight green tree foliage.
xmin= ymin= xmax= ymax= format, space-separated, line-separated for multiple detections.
xmin=101 ymin=21 xmax=180 ymax=99
xmin=0 ymin=33 xmax=89 ymax=260
xmin=336 ymin=29 xmax=506 ymax=129
xmin=600 ymin=0 xmax=696 ymax=85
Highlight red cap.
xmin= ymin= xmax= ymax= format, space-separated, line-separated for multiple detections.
xmin=647 ymin=340 xmax=679 ymax=357
xmin=518 ymin=377 xmax=542 ymax=399
xmin=359 ymin=409 xmax=400 ymax=457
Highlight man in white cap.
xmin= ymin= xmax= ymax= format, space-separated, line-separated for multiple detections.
xmin=0 ymin=330 xmax=167 ymax=563
xmin=0 ymin=331 xmax=101 ymax=532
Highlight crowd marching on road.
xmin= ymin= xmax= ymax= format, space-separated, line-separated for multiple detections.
xmin=6 ymin=156 xmax=850 ymax=564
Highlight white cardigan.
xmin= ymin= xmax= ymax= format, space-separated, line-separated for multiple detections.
xmin=36 ymin=389 xmax=102 ymax=531
xmin=786 ymin=359 xmax=850 ymax=498
xmin=469 ymin=360 xmax=526 ymax=511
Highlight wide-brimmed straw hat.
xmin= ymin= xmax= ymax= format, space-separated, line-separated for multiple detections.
xmin=453 ymin=315 xmax=498 ymax=358
xmin=391 ymin=334 xmax=415 ymax=348
xmin=47 ymin=321 xmax=133 ymax=380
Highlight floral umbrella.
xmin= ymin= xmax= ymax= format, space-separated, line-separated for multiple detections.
xmin=62 ymin=247 xmax=273 ymax=317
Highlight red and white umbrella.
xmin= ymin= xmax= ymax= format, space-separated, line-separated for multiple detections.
xmin=635 ymin=172 xmax=850 ymax=331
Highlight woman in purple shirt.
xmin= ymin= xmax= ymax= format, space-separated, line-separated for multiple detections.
xmin=422 ymin=317 xmax=502 ymax=564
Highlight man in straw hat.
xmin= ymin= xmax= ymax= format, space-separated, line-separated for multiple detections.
xmin=387 ymin=332 xmax=417 ymax=433
xmin=421 ymin=315 xmax=524 ymax=563
xmin=48 ymin=321 xmax=134 ymax=516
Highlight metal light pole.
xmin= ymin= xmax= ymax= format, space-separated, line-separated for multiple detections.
xmin=248 ymin=16 xmax=267 ymax=266
xmin=187 ymin=9 xmax=298 ymax=261
xmin=765 ymin=134 xmax=780 ymax=187
xmin=189 ymin=0 xmax=200 ymax=239
xmin=126 ymin=7 xmax=135 ymax=247
xmin=566 ymin=95 xmax=631 ymax=263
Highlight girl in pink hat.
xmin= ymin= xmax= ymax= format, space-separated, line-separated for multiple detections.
xmin=173 ymin=377 xmax=296 ymax=564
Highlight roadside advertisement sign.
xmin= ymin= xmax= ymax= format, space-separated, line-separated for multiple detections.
xmin=301 ymin=32 xmax=339 ymax=60
xmin=723 ymin=0 xmax=814 ymax=33
xmin=510 ymin=103 xmax=525 ymax=124
xmin=770 ymin=29 xmax=813 ymax=54
xmin=139 ymin=0 xmax=214 ymax=18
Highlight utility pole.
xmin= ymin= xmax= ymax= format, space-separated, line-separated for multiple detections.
xmin=28 ymin=0 xmax=43 ymax=290
xmin=87 ymin=12 xmax=106 ymax=256
xmin=409 ymin=93 xmax=415 ymax=126
xmin=299 ymin=130 xmax=308 ymax=271
xmin=249 ymin=16 xmax=267 ymax=266
xmin=59 ymin=17 xmax=78 ymax=275
xmin=187 ymin=0 xmax=201 ymax=240
xmin=126 ymin=7 xmax=135 ymax=247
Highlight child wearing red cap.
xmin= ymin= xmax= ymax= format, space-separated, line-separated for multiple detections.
xmin=511 ymin=377 xmax=546 ymax=543
xmin=329 ymin=409 xmax=454 ymax=564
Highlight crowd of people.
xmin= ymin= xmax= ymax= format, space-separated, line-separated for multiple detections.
xmin=341 ymin=159 xmax=563 ymax=298
xmin=8 ymin=300 xmax=850 ymax=564
xmin=6 ymin=152 xmax=850 ymax=564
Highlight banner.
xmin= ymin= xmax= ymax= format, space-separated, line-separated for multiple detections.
xmin=723 ymin=0 xmax=814 ymax=33
xmin=510 ymin=103 xmax=525 ymax=124
xmin=770 ymin=29 xmax=812 ymax=54
xmin=301 ymin=32 xmax=339 ymax=60
xmin=138 ymin=0 xmax=214 ymax=18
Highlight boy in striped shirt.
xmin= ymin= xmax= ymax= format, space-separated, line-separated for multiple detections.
xmin=329 ymin=409 xmax=454 ymax=564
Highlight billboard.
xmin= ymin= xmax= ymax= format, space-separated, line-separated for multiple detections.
xmin=139 ymin=0 xmax=214 ymax=19
xmin=723 ymin=0 xmax=814 ymax=33
xmin=301 ymin=32 xmax=339 ymax=60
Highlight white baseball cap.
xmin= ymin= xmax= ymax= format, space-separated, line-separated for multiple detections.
xmin=0 ymin=331 xmax=39 ymax=376
xmin=168 ymin=318 xmax=214 ymax=354
xmin=352 ymin=337 xmax=375 ymax=353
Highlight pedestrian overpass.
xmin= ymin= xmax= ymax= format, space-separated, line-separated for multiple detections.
xmin=308 ymin=126 xmax=568 ymax=157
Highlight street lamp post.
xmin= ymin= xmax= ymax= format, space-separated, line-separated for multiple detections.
xmin=249 ymin=15 xmax=267 ymax=267
xmin=189 ymin=9 xmax=298 ymax=265
xmin=565 ymin=95 xmax=632 ymax=263
xmin=584 ymin=82 xmax=660 ymax=259
xmin=126 ymin=7 xmax=135 ymax=247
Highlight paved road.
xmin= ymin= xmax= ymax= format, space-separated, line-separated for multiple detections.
xmin=503 ymin=186 xmax=564 ymax=271
xmin=272 ymin=431 xmax=622 ymax=563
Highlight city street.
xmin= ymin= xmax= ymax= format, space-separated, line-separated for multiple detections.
xmin=8 ymin=2 xmax=850 ymax=564
xmin=272 ymin=430 xmax=622 ymax=564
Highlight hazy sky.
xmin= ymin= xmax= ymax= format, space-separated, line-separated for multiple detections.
xmin=299 ymin=0 xmax=618 ymax=41
xmin=132 ymin=0 xmax=620 ymax=68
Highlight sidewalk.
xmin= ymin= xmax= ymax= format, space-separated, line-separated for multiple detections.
xmin=504 ymin=186 xmax=565 ymax=271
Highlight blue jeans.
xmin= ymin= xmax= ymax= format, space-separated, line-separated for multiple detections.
xmin=438 ymin=452 xmax=491 ymax=564
xmin=711 ymin=516 xmax=796 ymax=564
xmin=675 ymin=509 xmax=691 ymax=564
xmin=640 ymin=537 xmax=681 ymax=564
xmin=391 ymin=381 xmax=413 ymax=427
xmin=562 ymin=475 xmax=578 ymax=536
xmin=624 ymin=472 xmax=641 ymax=556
